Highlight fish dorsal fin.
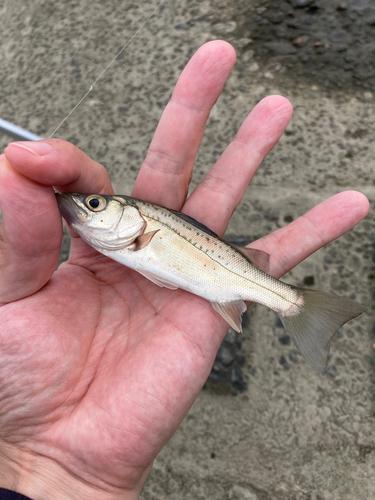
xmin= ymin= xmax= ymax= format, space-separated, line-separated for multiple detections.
xmin=229 ymin=244 xmax=270 ymax=273
xmin=135 ymin=269 xmax=179 ymax=290
xmin=210 ymin=300 xmax=247 ymax=333
xmin=169 ymin=210 xmax=219 ymax=238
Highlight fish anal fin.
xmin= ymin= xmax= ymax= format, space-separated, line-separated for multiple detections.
xmin=134 ymin=230 xmax=160 ymax=251
xmin=135 ymin=269 xmax=179 ymax=290
xmin=210 ymin=300 xmax=247 ymax=333
xmin=231 ymin=245 xmax=270 ymax=273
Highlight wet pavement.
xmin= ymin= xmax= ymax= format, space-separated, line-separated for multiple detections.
xmin=235 ymin=0 xmax=375 ymax=90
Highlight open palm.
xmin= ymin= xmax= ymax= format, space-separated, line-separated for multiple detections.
xmin=0 ymin=42 xmax=369 ymax=499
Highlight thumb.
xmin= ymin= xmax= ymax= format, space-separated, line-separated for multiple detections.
xmin=0 ymin=154 xmax=62 ymax=304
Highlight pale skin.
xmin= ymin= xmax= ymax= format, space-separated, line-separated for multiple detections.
xmin=0 ymin=41 xmax=369 ymax=499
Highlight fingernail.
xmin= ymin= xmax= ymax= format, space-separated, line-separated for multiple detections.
xmin=7 ymin=141 xmax=53 ymax=157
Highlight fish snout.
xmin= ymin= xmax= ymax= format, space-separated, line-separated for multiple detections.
xmin=55 ymin=192 xmax=88 ymax=225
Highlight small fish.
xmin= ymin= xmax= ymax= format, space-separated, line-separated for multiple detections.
xmin=56 ymin=192 xmax=366 ymax=374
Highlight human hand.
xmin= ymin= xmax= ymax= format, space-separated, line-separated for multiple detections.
xmin=0 ymin=41 xmax=369 ymax=499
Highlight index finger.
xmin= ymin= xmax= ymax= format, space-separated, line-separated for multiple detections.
xmin=4 ymin=139 xmax=113 ymax=194
xmin=0 ymin=139 xmax=114 ymax=303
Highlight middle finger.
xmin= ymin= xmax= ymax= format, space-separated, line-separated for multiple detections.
xmin=131 ymin=41 xmax=236 ymax=209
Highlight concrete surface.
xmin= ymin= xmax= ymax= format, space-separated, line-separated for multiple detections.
xmin=0 ymin=0 xmax=374 ymax=499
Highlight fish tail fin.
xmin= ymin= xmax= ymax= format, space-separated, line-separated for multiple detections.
xmin=278 ymin=287 xmax=366 ymax=374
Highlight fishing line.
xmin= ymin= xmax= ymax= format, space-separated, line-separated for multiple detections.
xmin=49 ymin=3 xmax=161 ymax=139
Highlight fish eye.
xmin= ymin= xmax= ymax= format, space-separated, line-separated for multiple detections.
xmin=89 ymin=198 xmax=100 ymax=208
xmin=85 ymin=195 xmax=107 ymax=212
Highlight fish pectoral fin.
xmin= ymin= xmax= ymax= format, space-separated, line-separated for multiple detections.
xmin=210 ymin=300 xmax=247 ymax=333
xmin=230 ymin=245 xmax=270 ymax=273
xmin=133 ymin=230 xmax=160 ymax=251
xmin=135 ymin=269 xmax=179 ymax=290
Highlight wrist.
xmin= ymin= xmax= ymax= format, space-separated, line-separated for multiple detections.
xmin=0 ymin=444 xmax=140 ymax=500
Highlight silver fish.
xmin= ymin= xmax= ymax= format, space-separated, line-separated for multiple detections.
xmin=56 ymin=192 xmax=366 ymax=374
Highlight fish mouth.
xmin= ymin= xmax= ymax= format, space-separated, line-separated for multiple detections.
xmin=55 ymin=192 xmax=90 ymax=225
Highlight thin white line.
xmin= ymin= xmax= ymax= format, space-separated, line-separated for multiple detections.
xmin=49 ymin=4 xmax=161 ymax=139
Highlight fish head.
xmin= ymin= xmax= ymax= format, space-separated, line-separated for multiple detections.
xmin=56 ymin=192 xmax=146 ymax=250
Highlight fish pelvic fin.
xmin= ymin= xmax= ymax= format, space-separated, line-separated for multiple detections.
xmin=135 ymin=269 xmax=179 ymax=290
xmin=279 ymin=287 xmax=366 ymax=374
xmin=211 ymin=300 xmax=247 ymax=333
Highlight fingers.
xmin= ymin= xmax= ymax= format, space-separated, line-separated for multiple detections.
xmin=4 ymin=139 xmax=113 ymax=194
xmin=132 ymin=40 xmax=236 ymax=209
xmin=0 ymin=140 xmax=113 ymax=303
xmin=251 ymin=190 xmax=370 ymax=279
xmin=0 ymin=155 xmax=62 ymax=303
xmin=183 ymin=95 xmax=293 ymax=235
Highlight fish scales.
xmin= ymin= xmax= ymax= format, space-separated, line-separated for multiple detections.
xmin=131 ymin=198 xmax=300 ymax=314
